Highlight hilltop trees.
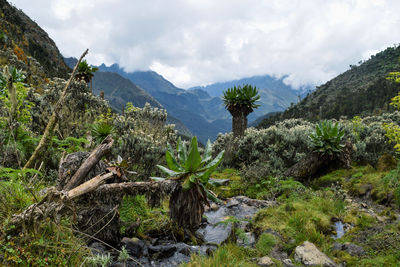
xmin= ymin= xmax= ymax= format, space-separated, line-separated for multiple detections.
xmin=222 ymin=84 xmax=260 ymax=138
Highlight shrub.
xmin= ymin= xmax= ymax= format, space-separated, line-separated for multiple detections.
xmin=309 ymin=120 xmax=345 ymax=157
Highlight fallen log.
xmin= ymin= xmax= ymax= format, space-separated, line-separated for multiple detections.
xmin=8 ymin=174 xmax=176 ymax=236
xmin=64 ymin=135 xmax=114 ymax=190
xmin=284 ymin=140 xmax=353 ymax=181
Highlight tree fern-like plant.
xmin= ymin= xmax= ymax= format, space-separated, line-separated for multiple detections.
xmin=222 ymin=84 xmax=260 ymax=138
xmin=309 ymin=120 xmax=345 ymax=157
xmin=155 ymin=136 xmax=224 ymax=229
xmin=75 ymin=60 xmax=98 ymax=83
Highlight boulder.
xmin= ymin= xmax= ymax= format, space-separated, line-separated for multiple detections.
xmin=294 ymin=241 xmax=337 ymax=267
xmin=257 ymin=256 xmax=275 ymax=266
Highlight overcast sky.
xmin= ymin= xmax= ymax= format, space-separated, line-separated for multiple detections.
xmin=9 ymin=0 xmax=400 ymax=89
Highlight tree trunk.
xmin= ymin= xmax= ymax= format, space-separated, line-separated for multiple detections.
xmin=284 ymin=141 xmax=353 ymax=181
xmin=24 ymin=49 xmax=89 ymax=169
xmin=232 ymin=113 xmax=247 ymax=138
xmin=169 ymin=184 xmax=208 ymax=230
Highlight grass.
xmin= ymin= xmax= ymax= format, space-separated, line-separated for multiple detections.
xmin=180 ymin=243 xmax=259 ymax=267
xmin=0 ymin=172 xmax=90 ymax=266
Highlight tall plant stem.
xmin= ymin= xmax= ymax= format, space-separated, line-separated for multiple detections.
xmin=24 ymin=49 xmax=89 ymax=169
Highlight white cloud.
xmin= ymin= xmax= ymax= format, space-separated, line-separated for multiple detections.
xmin=10 ymin=0 xmax=400 ymax=88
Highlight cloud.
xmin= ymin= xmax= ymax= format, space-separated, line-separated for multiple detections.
xmin=11 ymin=0 xmax=400 ymax=88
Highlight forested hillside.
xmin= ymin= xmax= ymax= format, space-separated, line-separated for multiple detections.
xmin=0 ymin=0 xmax=69 ymax=78
xmin=258 ymin=46 xmax=400 ymax=128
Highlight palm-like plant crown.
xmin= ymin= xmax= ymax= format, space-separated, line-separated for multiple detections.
xmin=76 ymin=60 xmax=98 ymax=83
xmin=222 ymin=84 xmax=260 ymax=115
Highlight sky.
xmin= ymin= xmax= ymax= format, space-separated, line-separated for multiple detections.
xmin=9 ymin=0 xmax=400 ymax=89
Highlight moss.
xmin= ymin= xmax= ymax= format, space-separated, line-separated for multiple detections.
xmin=119 ymin=195 xmax=173 ymax=239
xmin=253 ymin=189 xmax=345 ymax=253
xmin=208 ymin=169 xmax=245 ymax=199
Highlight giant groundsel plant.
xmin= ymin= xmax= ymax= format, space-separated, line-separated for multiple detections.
xmin=155 ymin=136 xmax=224 ymax=229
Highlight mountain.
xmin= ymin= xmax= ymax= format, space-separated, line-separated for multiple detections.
xmin=190 ymin=75 xmax=311 ymax=122
xmin=63 ymin=58 xmax=192 ymax=137
xmin=0 ymin=0 xmax=70 ymax=78
xmin=97 ymin=64 xmax=306 ymax=142
xmin=257 ymin=46 xmax=400 ymax=129
xmin=92 ymin=72 xmax=162 ymax=112
xmin=97 ymin=64 xmax=230 ymax=143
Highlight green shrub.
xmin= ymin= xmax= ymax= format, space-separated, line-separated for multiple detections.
xmin=309 ymin=120 xmax=345 ymax=157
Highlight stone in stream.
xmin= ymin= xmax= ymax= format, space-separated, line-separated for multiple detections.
xmin=197 ymin=196 xmax=275 ymax=245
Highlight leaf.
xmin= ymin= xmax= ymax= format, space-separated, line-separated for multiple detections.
xmin=198 ymin=151 xmax=225 ymax=183
xmin=185 ymin=136 xmax=202 ymax=172
xmin=166 ymin=150 xmax=182 ymax=171
xmin=202 ymin=139 xmax=213 ymax=163
xmin=182 ymin=178 xmax=193 ymax=191
xmin=150 ymin=177 xmax=166 ymax=182
xmin=156 ymin=165 xmax=181 ymax=177
xmin=176 ymin=137 xmax=187 ymax=165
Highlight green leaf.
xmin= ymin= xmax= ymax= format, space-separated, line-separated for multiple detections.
xmin=177 ymin=137 xmax=187 ymax=165
xmin=156 ymin=165 xmax=181 ymax=177
xmin=202 ymin=139 xmax=213 ymax=163
xmin=185 ymin=136 xmax=202 ymax=172
xmin=166 ymin=150 xmax=182 ymax=171
xmin=198 ymin=151 xmax=224 ymax=183
xmin=182 ymin=178 xmax=193 ymax=191
xmin=150 ymin=177 xmax=166 ymax=182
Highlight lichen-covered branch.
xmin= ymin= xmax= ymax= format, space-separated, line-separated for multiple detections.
xmin=24 ymin=49 xmax=89 ymax=169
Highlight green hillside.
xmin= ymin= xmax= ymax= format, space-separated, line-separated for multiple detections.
xmin=258 ymin=46 xmax=400 ymax=128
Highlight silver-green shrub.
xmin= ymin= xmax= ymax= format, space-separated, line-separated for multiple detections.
xmin=214 ymin=114 xmax=398 ymax=176
xmin=214 ymin=118 xmax=314 ymax=175
xmin=112 ymin=102 xmax=177 ymax=178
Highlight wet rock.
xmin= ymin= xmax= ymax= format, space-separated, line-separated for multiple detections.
xmin=121 ymin=237 xmax=148 ymax=258
xmin=154 ymin=252 xmax=190 ymax=266
xmin=257 ymin=256 xmax=274 ymax=266
xmin=196 ymin=223 xmax=234 ymax=245
xmin=226 ymin=198 xmax=240 ymax=208
xmin=294 ymin=241 xmax=337 ymax=267
xmin=148 ymin=244 xmax=177 ymax=259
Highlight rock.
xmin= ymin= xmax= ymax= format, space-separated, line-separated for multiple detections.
xmin=211 ymin=203 xmax=219 ymax=211
xmin=237 ymin=232 xmax=256 ymax=247
xmin=257 ymin=256 xmax=274 ymax=266
xmin=333 ymin=242 xmax=365 ymax=257
xmin=226 ymin=198 xmax=240 ymax=208
xmin=343 ymin=242 xmax=365 ymax=256
xmin=282 ymin=258 xmax=295 ymax=267
xmin=294 ymin=241 xmax=337 ymax=267
xmin=88 ymin=242 xmax=107 ymax=256
xmin=148 ymin=244 xmax=177 ymax=259
xmin=121 ymin=237 xmax=148 ymax=258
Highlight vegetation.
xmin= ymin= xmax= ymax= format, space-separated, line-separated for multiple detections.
xmin=75 ymin=60 xmax=98 ymax=83
xmin=156 ymin=136 xmax=224 ymax=229
xmin=309 ymin=120 xmax=345 ymax=157
xmin=222 ymin=84 xmax=260 ymax=137
xmin=2 ymin=3 xmax=400 ymax=266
